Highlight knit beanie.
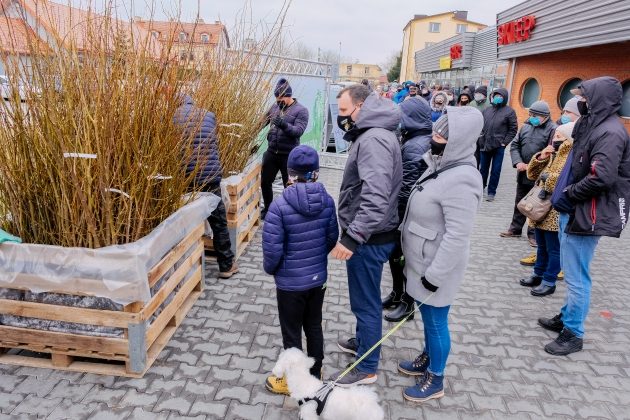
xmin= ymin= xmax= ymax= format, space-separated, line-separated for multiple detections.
xmin=529 ymin=100 xmax=551 ymax=116
xmin=433 ymin=114 xmax=449 ymax=140
xmin=287 ymin=145 xmax=319 ymax=181
xmin=563 ymin=97 xmax=580 ymax=115
xmin=274 ymin=78 xmax=292 ymax=98
xmin=555 ymin=122 xmax=576 ymax=142
xmin=475 ymin=85 xmax=488 ymax=97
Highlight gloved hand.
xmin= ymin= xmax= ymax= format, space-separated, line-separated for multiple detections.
xmin=272 ymin=115 xmax=287 ymax=129
xmin=422 ymin=276 xmax=438 ymax=292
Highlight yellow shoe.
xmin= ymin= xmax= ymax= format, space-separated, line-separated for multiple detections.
xmin=265 ymin=374 xmax=289 ymax=395
xmin=519 ymin=253 xmax=537 ymax=266
xmin=558 ymin=271 xmax=564 ymax=280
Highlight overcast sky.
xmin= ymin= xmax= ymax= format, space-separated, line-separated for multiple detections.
xmin=89 ymin=0 xmax=525 ymax=65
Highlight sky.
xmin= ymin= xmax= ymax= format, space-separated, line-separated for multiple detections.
xmin=85 ymin=0 xmax=525 ymax=66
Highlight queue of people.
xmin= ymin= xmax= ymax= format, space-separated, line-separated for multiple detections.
xmin=247 ymin=76 xmax=630 ymax=404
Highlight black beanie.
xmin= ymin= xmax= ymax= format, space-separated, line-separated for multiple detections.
xmin=274 ymin=78 xmax=292 ymax=98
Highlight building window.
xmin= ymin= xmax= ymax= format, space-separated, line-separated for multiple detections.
xmin=346 ymin=65 xmax=352 ymax=75
xmin=521 ymin=78 xmax=541 ymax=108
xmin=620 ymin=80 xmax=630 ymax=118
xmin=558 ymin=78 xmax=583 ymax=109
xmin=201 ymin=33 xmax=210 ymax=43
xmin=429 ymin=22 xmax=441 ymax=33
xmin=364 ymin=66 xmax=370 ymax=75
xmin=456 ymin=24 xmax=468 ymax=33
xmin=179 ymin=32 xmax=187 ymax=42
xmin=425 ymin=42 xmax=435 ymax=48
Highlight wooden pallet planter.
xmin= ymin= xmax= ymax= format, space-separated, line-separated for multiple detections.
xmin=0 ymin=224 xmax=205 ymax=377
xmin=204 ymin=162 xmax=261 ymax=259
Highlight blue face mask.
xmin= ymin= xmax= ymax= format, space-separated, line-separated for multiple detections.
xmin=560 ymin=114 xmax=572 ymax=124
xmin=529 ymin=116 xmax=541 ymax=126
xmin=492 ymin=96 xmax=504 ymax=105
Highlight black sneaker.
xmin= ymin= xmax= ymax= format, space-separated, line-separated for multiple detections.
xmin=544 ymin=328 xmax=583 ymax=356
xmin=337 ymin=337 xmax=358 ymax=356
xmin=538 ymin=313 xmax=563 ymax=333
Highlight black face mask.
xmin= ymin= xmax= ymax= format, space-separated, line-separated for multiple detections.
xmin=409 ymin=93 xmax=417 ymax=97
xmin=552 ymin=140 xmax=565 ymax=151
xmin=430 ymin=139 xmax=447 ymax=155
xmin=577 ymin=101 xmax=589 ymax=116
xmin=277 ymin=100 xmax=287 ymax=110
xmin=337 ymin=108 xmax=357 ymax=132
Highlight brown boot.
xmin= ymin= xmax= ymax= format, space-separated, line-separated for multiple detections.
xmin=218 ymin=263 xmax=239 ymax=279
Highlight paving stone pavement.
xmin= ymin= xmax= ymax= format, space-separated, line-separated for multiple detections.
xmin=1 ymin=153 xmax=630 ymax=419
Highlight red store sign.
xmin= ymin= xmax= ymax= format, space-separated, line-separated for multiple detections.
xmin=498 ymin=15 xmax=536 ymax=45
xmin=450 ymin=44 xmax=463 ymax=60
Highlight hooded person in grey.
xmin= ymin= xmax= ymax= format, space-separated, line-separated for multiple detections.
xmin=331 ymin=85 xmax=402 ymax=386
xmin=398 ymin=106 xmax=483 ymax=403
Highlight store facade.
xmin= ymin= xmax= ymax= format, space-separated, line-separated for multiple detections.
xmin=415 ymin=26 xmax=509 ymax=92
xmin=498 ymin=0 xmax=630 ymax=130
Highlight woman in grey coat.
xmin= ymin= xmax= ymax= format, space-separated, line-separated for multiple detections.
xmin=398 ymin=106 xmax=484 ymax=403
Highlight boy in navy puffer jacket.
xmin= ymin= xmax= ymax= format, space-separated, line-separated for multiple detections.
xmin=262 ymin=145 xmax=339 ymax=394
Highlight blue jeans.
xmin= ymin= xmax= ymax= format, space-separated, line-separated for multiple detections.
xmin=346 ymin=242 xmax=395 ymax=374
xmin=418 ymin=303 xmax=451 ymax=376
xmin=558 ymin=213 xmax=601 ymax=337
xmin=533 ymin=228 xmax=561 ymax=286
xmin=479 ymin=147 xmax=506 ymax=196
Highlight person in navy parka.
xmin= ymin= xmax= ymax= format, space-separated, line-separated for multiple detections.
xmin=174 ymin=95 xmax=238 ymax=279
xmin=262 ymin=145 xmax=339 ymax=395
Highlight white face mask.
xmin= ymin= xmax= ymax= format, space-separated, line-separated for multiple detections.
xmin=447 ymin=95 xmax=454 ymax=102
xmin=474 ymin=93 xmax=485 ymax=102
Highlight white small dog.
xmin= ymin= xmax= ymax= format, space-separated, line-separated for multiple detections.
xmin=272 ymin=348 xmax=384 ymax=420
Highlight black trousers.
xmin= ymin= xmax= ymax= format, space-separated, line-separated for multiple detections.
xmin=261 ymin=151 xmax=289 ymax=212
xmin=277 ymin=286 xmax=325 ymax=377
xmin=199 ymin=185 xmax=234 ymax=272
xmin=509 ymin=182 xmax=536 ymax=239
xmin=388 ymin=239 xmax=407 ymax=295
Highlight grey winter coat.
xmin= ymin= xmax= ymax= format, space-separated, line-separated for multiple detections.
xmin=401 ymin=106 xmax=484 ymax=307
xmin=338 ymin=92 xmax=403 ymax=251
xmin=510 ymin=119 xmax=557 ymax=186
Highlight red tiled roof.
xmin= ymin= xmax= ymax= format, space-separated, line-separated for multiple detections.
xmin=0 ymin=16 xmax=40 ymax=54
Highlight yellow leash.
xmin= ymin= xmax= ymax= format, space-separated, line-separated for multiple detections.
xmin=331 ymin=292 xmax=435 ymax=384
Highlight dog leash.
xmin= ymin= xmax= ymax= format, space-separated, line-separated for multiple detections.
xmin=330 ymin=292 xmax=435 ymax=385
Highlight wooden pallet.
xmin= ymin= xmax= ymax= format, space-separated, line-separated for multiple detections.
xmin=204 ymin=162 xmax=261 ymax=259
xmin=0 ymin=224 xmax=205 ymax=377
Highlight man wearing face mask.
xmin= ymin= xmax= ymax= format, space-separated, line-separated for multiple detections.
xmin=557 ymin=97 xmax=581 ymax=125
xmin=404 ymin=85 xmax=418 ymax=101
xmin=261 ymin=78 xmax=309 ymax=219
xmin=478 ymin=88 xmax=518 ymax=201
xmin=430 ymin=91 xmax=448 ymax=122
xmin=331 ymin=84 xmax=402 ymax=386
xmin=457 ymin=88 xmax=473 ymax=106
xmin=540 ymin=76 xmax=630 ymax=356
xmin=469 ymin=85 xmax=490 ymax=112
xmin=502 ymin=101 xmax=557 ymax=245
xmin=419 ymin=83 xmax=432 ymax=101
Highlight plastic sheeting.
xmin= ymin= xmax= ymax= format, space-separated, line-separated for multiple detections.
xmin=0 ymin=194 xmax=220 ymax=305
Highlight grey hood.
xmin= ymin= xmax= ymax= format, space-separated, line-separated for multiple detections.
xmin=426 ymin=106 xmax=484 ymax=171
xmin=355 ymin=92 xmax=400 ymax=131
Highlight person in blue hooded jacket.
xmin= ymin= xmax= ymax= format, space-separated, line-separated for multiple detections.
xmin=393 ymin=81 xmax=415 ymax=104
xmin=174 ymin=95 xmax=238 ymax=279
xmin=262 ymin=145 xmax=339 ymax=395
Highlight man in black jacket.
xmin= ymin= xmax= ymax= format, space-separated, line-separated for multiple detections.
xmin=261 ymin=78 xmax=310 ymax=218
xmin=478 ymin=88 xmax=518 ymax=201
xmin=501 ymin=101 xmax=557 ymax=245
xmin=539 ymin=77 xmax=630 ymax=356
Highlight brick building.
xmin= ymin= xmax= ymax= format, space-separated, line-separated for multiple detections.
xmin=498 ymin=0 xmax=630 ymax=132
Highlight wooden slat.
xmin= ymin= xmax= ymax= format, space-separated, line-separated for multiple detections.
xmin=148 ymin=224 xmax=204 ymax=288
xmin=227 ymin=179 xmax=261 ymax=216
xmin=0 ymin=325 xmax=128 ymax=355
xmin=145 ymin=265 xmax=202 ymax=348
xmin=0 ymin=299 xmax=139 ymax=328
xmin=51 ymin=353 xmax=72 ymax=367
xmin=237 ymin=210 xmax=261 ymax=244
xmin=0 ymin=353 xmax=137 ymax=377
xmin=227 ymin=194 xmax=260 ymax=229
xmin=141 ymin=243 xmax=203 ymax=321
xmin=225 ymin=163 xmax=262 ymax=196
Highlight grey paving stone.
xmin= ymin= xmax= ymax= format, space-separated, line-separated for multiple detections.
xmin=0 ymin=392 xmax=25 ymax=414
xmin=119 ymin=388 xmax=162 ymax=409
xmin=189 ymin=398 xmax=229 ymax=418
xmin=225 ymin=401 xmax=265 ymax=420
xmin=127 ymin=407 xmax=169 ymax=420
xmin=47 ymin=399 xmax=98 ymax=420
xmin=47 ymin=380 xmax=94 ymax=403
xmin=153 ymin=395 xmax=195 ymax=416
xmin=215 ymin=385 xmax=251 ymax=404
xmin=11 ymin=395 xmax=62 ymax=417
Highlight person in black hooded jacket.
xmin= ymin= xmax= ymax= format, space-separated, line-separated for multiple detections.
xmin=478 ymin=87 xmax=518 ymax=201
xmin=381 ymin=96 xmax=432 ymax=322
xmin=539 ymin=76 xmax=630 ymax=356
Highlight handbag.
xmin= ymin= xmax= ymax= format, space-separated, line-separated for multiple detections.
xmin=518 ymin=184 xmax=552 ymax=222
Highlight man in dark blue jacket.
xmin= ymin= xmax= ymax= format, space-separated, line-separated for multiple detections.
xmin=174 ymin=95 xmax=238 ymax=279
xmin=382 ymin=96 xmax=432 ymax=323
xmin=261 ymin=78 xmax=310 ymax=219
xmin=540 ymin=77 xmax=630 ymax=356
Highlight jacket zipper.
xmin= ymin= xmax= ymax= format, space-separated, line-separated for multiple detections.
xmin=590 ymin=160 xmax=597 ymax=231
